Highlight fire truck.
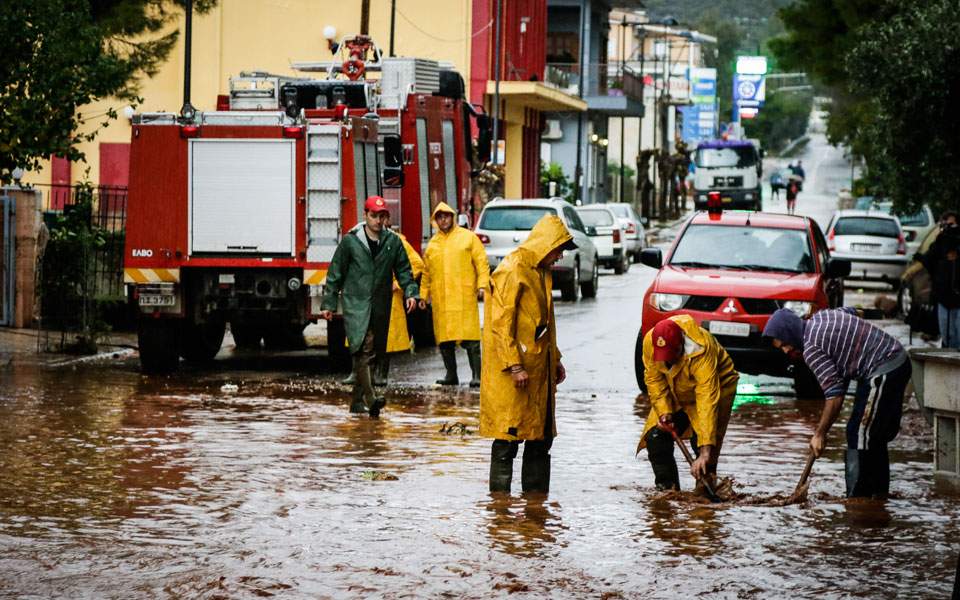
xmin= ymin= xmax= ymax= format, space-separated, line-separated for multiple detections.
xmin=124 ymin=36 xmax=488 ymax=373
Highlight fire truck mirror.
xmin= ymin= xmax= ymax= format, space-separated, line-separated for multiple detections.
xmin=476 ymin=115 xmax=492 ymax=164
xmin=382 ymin=167 xmax=405 ymax=189
xmin=383 ymin=135 xmax=403 ymax=168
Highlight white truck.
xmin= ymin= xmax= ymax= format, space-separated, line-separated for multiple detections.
xmin=691 ymin=139 xmax=763 ymax=211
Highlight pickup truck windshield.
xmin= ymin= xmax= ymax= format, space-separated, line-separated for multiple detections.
xmin=695 ymin=146 xmax=758 ymax=169
xmin=479 ymin=206 xmax=556 ymax=231
xmin=670 ymin=225 xmax=815 ymax=273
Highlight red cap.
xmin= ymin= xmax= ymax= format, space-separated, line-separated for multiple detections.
xmin=651 ymin=319 xmax=684 ymax=362
xmin=364 ymin=196 xmax=388 ymax=214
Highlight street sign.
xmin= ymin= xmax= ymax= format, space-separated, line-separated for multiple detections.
xmin=681 ymin=68 xmax=718 ymax=144
xmin=736 ymin=56 xmax=768 ymax=75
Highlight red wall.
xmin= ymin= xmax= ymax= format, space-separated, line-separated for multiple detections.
xmin=99 ymin=143 xmax=131 ymax=187
xmin=470 ymin=0 xmax=548 ymax=106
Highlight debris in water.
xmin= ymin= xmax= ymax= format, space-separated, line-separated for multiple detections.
xmin=361 ymin=470 xmax=398 ymax=481
xmin=220 ymin=383 xmax=239 ymax=393
xmin=439 ymin=422 xmax=471 ymax=436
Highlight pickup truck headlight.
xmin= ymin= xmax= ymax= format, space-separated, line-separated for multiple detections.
xmin=782 ymin=300 xmax=814 ymax=318
xmin=650 ymin=293 xmax=689 ymax=311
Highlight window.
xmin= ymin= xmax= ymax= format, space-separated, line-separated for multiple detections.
xmin=608 ymin=204 xmax=630 ymax=218
xmin=416 ymin=119 xmax=430 ymax=242
xmin=563 ymin=206 xmax=586 ymax=233
xmin=811 ymin=225 xmax=830 ymax=271
xmin=353 ymin=139 xmax=367 ymax=221
xmin=577 ymin=209 xmax=615 ymax=227
xmin=670 ymin=225 xmax=815 ymax=273
xmin=694 ymin=146 xmax=758 ymax=168
xmin=364 ymin=141 xmax=379 ymax=200
xmin=834 ymin=217 xmax=900 ymax=238
xmin=479 ymin=206 xmax=556 ymax=231
xmin=441 ymin=120 xmax=457 ymax=205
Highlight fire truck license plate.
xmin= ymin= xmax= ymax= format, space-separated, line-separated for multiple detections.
xmin=139 ymin=294 xmax=175 ymax=307
xmin=708 ymin=321 xmax=750 ymax=337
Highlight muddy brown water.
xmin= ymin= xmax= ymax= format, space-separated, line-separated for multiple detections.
xmin=1 ymin=359 xmax=958 ymax=599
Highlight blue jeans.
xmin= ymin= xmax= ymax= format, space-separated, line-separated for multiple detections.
xmin=939 ymin=305 xmax=960 ymax=349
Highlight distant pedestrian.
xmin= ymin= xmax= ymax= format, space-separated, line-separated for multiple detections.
xmin=763 ymin=307 xmax=912 ymax=498
xmin=921 ymin=210 xmax=960 ymax=348
xmin=770 ymin=170 xmax=784 ymax=202
xmin=790 ymin=160 xmax=806 ymax=190
xmin=480 ymin=215 xmax=575 ymax=495
xmin=320 ymin=196 xmax=420 ymax=418
xmin=420 ymin=202 xmax=490 ymax=387
xmin=785 ymin=178 xmax=800 ymax=215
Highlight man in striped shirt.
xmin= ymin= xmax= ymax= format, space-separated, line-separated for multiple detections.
xmin=763 ymin=307 xmax=912 ymax=498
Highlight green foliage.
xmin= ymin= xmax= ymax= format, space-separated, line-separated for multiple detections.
xmin=0 ymin=0 xmax=217 ymax=182
xmin=693 ymin=12 xmax=744 ymax=124
xmin=539 ymin=162 xmax=574 ymax=203
xmin=743 ymin=90 xmax=813 ymax=153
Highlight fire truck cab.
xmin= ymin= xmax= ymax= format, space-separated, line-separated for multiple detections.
xmin=125 ymin=44 xmax=483 ymax=373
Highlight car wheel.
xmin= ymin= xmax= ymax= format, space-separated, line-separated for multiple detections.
xmin=581 ymin=259 xmax=599 ymax=298
xmin=632 ymin=248 xmax=642 ymax=264
xmin=634 ymin=330 xmax=647 ymax=393
xmin=561 ymin=260 xmax=580 ymax=301
xmin=898 ymin=284 xmax=912 ymax=320
xmin=614 ymin=254 xmax=625 ymax=275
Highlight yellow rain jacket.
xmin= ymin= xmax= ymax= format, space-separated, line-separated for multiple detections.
xmin=420 ymin=202 xmax=490 ymax=343
xmin=637 ymin=315 xmax=739 ymax=451
xmin=386 ymin=233 xmax=425 ymax=353
xmin=479 ymin=215 xmax=572 ymax=441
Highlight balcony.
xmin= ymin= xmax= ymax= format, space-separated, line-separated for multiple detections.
xmin=544 ymin=63 xmax=646 ymax=116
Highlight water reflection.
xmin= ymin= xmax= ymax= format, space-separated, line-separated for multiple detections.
xmin=483 ymin=494 xmax=565 ymax=557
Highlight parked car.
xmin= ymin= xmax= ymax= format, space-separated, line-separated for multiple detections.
xmin=858 ymin=201 xmax=936 ymax=258
xmin=475 ymin=198 xmax=600 ymax=301
xmin=605 ymin=202 xmax=647 ymax=263
xmin=575 ymin=205 xmax=629 ymax=274
xmin=637 ymin=210 xmax=850 ymax=398
xmin=824 ymin=210 xmax=908 ymax=289
xmin=899 ymin=226 xmax=941 ymax=336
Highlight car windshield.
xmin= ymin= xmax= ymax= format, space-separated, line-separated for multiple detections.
xmin=478 ymin=206 xmax=556 ymax=231
xmin=834 ymin=217 xmax=900 ymax=238
xmin=863 ymin=201 xmax=930 ymax=227
xmin=670 ymin=225 xmax=815 ymax=273
xmin=695 ymin=146 xmax=757 ymax=169
xmin=577 ymin=210 xmax=615 ymax=227
xmin=608 ymin=205 xmax=630 ymax=218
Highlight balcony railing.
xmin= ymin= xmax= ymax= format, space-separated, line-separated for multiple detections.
xmin=544 ymin=63 xmax=644 ymax=101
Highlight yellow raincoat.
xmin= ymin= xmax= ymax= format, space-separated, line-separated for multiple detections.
xmin=420 ymin=202 xmax=490 ymax=343
xmin=479 ymin=215 xmax=572 ymax=441
xmin=386 ymin=233 xmax=425 ymax=353
xmin=637 ymin=315 xmax=739 ymax=451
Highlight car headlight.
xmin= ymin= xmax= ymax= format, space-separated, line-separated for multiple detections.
xmin=782 ymin=300 xmax=814 ymax=318
xmin=650 ymin=293 xmax=689 ymax=311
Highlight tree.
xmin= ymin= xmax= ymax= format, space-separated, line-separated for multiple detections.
xmin=743 ymin=90 xmax=813 ymax=153
xmin=694 ymin=10 xmax=745 ymax=123
xmin=0 ymin=0 xmax=217 ymax=182
xmin=540 ymin=162 xmax=574 ymax=203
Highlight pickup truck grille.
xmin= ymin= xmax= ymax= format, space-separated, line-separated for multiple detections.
xmin=685 ymin=296 xmax=725 ymax=311
xmin=738 ymin=298 xmax=781 ymax=314
xmin=712 ymin=176 xmax=744 ymax=188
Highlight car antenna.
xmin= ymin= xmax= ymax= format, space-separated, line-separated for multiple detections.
xmin=745 ymin=211 xmax=752 ymax=226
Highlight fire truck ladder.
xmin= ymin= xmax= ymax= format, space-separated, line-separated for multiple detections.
xmin=306 ymin=125 xmax=342 ymax=263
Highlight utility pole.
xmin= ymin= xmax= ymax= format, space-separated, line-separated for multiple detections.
xmin=360 ymin=0 xmax=370 ymax=35
xmin=619 ymin=13 xmax=626 ymax=203
xmin=389 ymin=0 xmax=397 ymax=56
xmin=573 ymin=3 xmax=587 ymax=204
xmin=491 ymin=0 xmax=504 ymax=168
xmin=180 ymin=0 xmax=195 ymax=121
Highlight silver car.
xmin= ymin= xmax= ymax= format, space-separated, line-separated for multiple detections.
xmin=575 ymin=205 xmax=629 ymax=274
xmin=475 ymin=198 xmax=600 ymax=301
xmin=605 ymin=202 xmax=648 ymax=263
xmin=825 ymin=209 xmax=908 ymax=288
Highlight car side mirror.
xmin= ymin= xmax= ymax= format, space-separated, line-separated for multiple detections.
xmin=640 ymin=248 xmax=662 ymax=269
xmin=826 ymin=257 xmax=851 ymax=278
xmin=585 ymin=225 xmax=598 ymax=236
xmin=383 ymin=135 xmax=402 ymax=167
xmin=382 ymin=166 xmax=404 ymax=188
xmin=640 ymin=216 xmax=650 ymax=227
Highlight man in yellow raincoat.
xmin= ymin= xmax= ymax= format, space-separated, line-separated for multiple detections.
xmin=637 ymin=315 xmax=739 ymax=492
xmin=420 ymin=202 xmax=490 ymax=387
xmin=480 ymin=215 xmax=576 ymax=494
xmin=379 ymin=215 xmax=426 ymax=385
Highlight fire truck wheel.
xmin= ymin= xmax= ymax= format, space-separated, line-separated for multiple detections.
xmin=230 ymin=321 xmax=263 ymax=350
xmin=180 ymin=318 xmax=226 ymax=363
xmin=138 ymin=319 xmax=181 ymax=374
xmin=264 ymin=324 xmax=307 ymax=351
xmin=325 ymin=318 xmax=352 ymax=372
xmin=634 ymin=329 xmax=648 ymax=393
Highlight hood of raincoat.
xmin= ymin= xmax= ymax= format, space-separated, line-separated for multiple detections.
xmin=763 ymin=308 xmax=805 ymax=349
xmin=516 ymin=215 xmax=574 ymax=267
xmin=431 ymin=202 xmax=458 ymax=231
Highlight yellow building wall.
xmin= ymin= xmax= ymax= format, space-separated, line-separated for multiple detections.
xmin=24 ymin=0 xmax=472 ymax=188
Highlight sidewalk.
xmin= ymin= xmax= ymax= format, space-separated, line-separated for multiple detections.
xmin=0 ymin=327 xmax=137 ymax=367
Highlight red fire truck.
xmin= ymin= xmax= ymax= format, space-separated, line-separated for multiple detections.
xmin=124 ymin=37 xmax=487 ymax=373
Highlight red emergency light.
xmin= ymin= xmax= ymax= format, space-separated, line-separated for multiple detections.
xmin=282 ymin=126 xmax=305 ymax=139
xmin=707 ymin=191 xmax=722 ymax=211
xmin=334 ymin=103 xmax=349 ymax=120
xmin=180 ymin=125 xmax=201 ymax=138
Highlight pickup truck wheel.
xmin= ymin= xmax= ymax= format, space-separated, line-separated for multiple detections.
xmin=138 ymin=319 xmax=181 ymax=374
xmin=634 ymin=330 xmax=648 ymax=393
xmin=560 ymin=261 xmax=580 ymax=301
xmin=180 ymin=317 xmax=226 ymax=363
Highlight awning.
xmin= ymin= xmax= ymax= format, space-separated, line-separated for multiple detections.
xmin=485 ymin=81 xmax=587 ymax=112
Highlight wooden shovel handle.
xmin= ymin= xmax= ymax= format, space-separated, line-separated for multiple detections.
xmin=793 ymin=451 xmax=816 ymax=495
xmin=665 ymin=423 xmax=721 ymax=502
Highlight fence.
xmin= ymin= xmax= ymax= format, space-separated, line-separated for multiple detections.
xmin=34 ymin=184 xmax=131 ymax=352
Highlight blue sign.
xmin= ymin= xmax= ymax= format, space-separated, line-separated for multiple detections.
xmin=733 ymin=73 xmax=766 ymax=121
xmin=682 ymin=68 xmax=718 ymax=144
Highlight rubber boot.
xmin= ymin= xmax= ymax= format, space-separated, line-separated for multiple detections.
xmin=845 ymin=448 xmax=871 ymax=498
xmin=489 ymin=440 xmax=517 ymax=493
xmin=521 ymin=444 xmax=551 ymax=494
xmin=342 ymin=372 xmax=357 ymax=385
xmin=464 ymin=341 xmax=481 ymax=388
xmin=349 ymin=386 xmax=367 ymax=414
xmin=373 ymin=356 xmax=390 ymax=387
xmin=350 ymin=359 xmax=375 ymax=415
xmin=646 ymin=428 xmax=680 ymax=491
xmin=435 ymin=343 xmax=459 ymax=385
xmin=368 ymin=396 xmax=386 ymax=419
xmin=868 ymin=446 xmax=890 ymax=499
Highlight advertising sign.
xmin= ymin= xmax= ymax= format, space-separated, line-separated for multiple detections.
xmin=681 ymin=68 xmax=718 ymax=144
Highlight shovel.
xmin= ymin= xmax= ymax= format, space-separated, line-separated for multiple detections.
xmin=662 ymin=422 xmax=723 ymax=503
xmin=782 ymin=451 xmax=816 ymax=505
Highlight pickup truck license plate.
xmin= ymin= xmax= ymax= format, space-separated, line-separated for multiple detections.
xmin=139 ymin=294 xmax=175 ymax=307
xmin=708 ymin=321 xmax=750 ymax=337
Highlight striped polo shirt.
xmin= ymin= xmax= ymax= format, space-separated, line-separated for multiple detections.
xmin=802 ymin=307 xmax=904 ymax=397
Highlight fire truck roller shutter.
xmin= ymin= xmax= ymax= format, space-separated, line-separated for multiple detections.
xmin=189 ymin=139 xmax=296 ymax=255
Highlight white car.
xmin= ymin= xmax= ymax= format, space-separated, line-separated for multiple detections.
xmin=575 ymin=205 xmax=629 ymax=274
xmin=825 ymin=210 xmax=909 ymax=288
xmin=475 ymin=198 xmax=600 ymax=301
xmin=605 ymin=202 xmax=647 ymax=263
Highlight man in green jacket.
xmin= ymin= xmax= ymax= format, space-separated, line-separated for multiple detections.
xmin=320 ymin=196 xmax=420 ymax=417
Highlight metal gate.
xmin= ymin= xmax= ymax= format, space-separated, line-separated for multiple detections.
xmin=0 ymin=194 xmax=14 ymax=326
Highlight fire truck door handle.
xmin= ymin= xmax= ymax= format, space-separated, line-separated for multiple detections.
xmin=433 ymin=158 xmax=440 ymax=170
xmin=298 ymin=196 xmax=305 ymax=204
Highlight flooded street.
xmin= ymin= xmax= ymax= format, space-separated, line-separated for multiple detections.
xmin=2 ymin=261 xmax=958 ymax=598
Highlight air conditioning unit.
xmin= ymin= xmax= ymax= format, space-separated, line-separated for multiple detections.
xmin=542 ymin=119 xmax=563 ymax=140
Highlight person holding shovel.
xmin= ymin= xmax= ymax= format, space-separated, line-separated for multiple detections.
xmin=637 ymin=316 xmax=739 ymax=494
xmin=763 ymin=307 xmax=911 ymax=498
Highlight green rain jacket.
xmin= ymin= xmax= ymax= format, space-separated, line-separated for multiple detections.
xmin=321 ymin=223 xmax=420 ymax=354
